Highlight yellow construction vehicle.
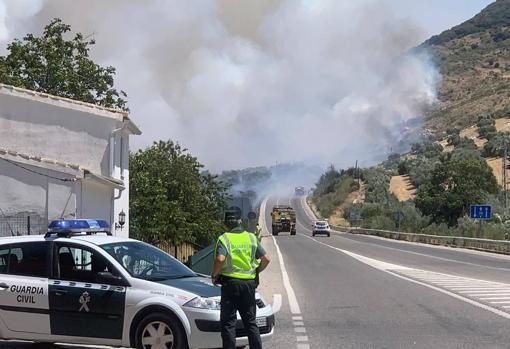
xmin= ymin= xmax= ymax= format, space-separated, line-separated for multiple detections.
xmin=271 ymin=205 xmax=296 ymax=236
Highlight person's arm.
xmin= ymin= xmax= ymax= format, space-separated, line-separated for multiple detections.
xmin=211 ymin=254 xmax=225 ymax=285
xmin=257 ymin=254 xmax=270 ymax=273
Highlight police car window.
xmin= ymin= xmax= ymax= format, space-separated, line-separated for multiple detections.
xmin=8 ymin=242 xmax=49 ymax=278
xmin=56 ymin=244 xmax=118 ymax=283
xmin=101 ymin=241 xmax=195 ymax=281
xmin=0 ymin=246 xmax=8 ymax=274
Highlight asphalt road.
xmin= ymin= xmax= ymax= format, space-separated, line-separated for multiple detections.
xmin=264 ymin=195 xmax=510 ymax=349
xmin=6 ymin=195 xmax=510 ymax=349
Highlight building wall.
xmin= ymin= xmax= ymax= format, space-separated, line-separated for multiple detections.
xmin=0 ymin=90 xmax=119 ymax=175
xmin=0 ymin=88 xmax=138 ymax=237
xmin=111 ymin=132 xmax=130 ymax=237
xmin=80 ymin=180 xmax=113 ymax=224
xmin=0 ymin=159 xmax=77 ymax=236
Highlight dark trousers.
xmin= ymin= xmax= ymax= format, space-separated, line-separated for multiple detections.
xmin=220 ymin=278 xmax=262 ymax=349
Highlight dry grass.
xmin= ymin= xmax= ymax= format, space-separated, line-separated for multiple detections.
xmin=425 ymin=29 xmax=510 ymax=131
xmin=486 ymin=157 xmax=509 ymax=186
xmin=495 ymin=118 xmax=510 ymax=132
xmin=389 ymin=175 xmax=416 ymax=201
xmin=459 ymin=125 xmax=487 ymax=148
xmin=436 ymin=139 xmax=454 ymax=153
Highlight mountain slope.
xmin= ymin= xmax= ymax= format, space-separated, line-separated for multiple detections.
xmin=424 ymin=0 xmax=510 ymax=130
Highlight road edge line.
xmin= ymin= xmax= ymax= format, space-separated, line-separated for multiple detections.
xmin=272 ymin=235 xmax=302 ymax=314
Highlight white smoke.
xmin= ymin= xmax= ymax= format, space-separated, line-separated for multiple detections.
xmin=0 ymin=0 xmax=439 ymax=171
xmin=0 ymin=0 xmax=44 ymax=44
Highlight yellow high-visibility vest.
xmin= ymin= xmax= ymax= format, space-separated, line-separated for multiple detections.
xmin=215 ymin=231 xmax=258 ymax=280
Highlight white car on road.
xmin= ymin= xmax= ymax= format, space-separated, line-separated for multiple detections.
xmin=312 ymin=220 xmax=331 ymax=237
xmin=0 ymin=219 xmax=274 ymax=349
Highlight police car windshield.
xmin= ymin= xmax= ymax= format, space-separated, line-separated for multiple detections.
xmin=101 ymin=241 xmax=196 ymax=281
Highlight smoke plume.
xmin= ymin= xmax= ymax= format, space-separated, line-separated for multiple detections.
xmin=0 ymin=0 xmax=439 ymax=171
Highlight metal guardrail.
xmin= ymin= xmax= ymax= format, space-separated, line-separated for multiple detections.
xmin=338 ymin=227 xmax=510 ymax=255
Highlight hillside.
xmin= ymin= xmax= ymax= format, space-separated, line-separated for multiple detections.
xmin=424 ymin=0 xmax=510 ymax=130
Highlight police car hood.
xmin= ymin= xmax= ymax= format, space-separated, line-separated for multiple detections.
xmin=156 ymin=276 xmax=221 ymax=298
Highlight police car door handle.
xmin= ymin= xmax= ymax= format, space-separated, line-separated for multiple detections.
xmin=53 ymin=288 xmax=68 ymax=296
xmin=0 ymin=283 xmax=8 ymax=290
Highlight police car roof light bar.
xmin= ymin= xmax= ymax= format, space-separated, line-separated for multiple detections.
xmin=45 ymin=219 xmax=112 ymax=238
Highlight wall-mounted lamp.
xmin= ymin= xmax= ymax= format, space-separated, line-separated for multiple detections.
xmin=115 ymin=210 xmax=126 ymax=231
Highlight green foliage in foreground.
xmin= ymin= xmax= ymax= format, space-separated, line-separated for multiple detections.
xmin=0 ymin=18 xmax=127 ymax=110
xmin=415 ymin=156 xmax=498 ymax=226
xmin=129 ymin=141 xmax=229 ymax=246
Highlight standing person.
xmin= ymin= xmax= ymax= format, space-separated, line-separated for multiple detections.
xmin=255 ymin=223 xmax=262 ymax=242
xmin=211 ymin=219 xmax=270 ymax=349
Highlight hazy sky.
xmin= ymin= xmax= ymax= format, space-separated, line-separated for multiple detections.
xmin=388 ymin=0 xmax=495 ymax=40
xmin=0 ymin=0 xmax=497 ymax=171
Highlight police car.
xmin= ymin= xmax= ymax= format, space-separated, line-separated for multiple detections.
xmin=0 ymin=219 xmax=274 ymax=349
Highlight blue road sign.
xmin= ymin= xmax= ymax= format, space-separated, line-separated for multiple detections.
xmin=470 ymin=205 xmax=492 ymax=220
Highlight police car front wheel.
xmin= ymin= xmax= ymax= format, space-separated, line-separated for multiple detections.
xmin=135 ymin=312 xmax=187 ymax=349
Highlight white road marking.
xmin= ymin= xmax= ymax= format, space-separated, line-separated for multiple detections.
xmin=299 ymin=233 xmax=510 ymax=320
xmin=453 ymin=287 xmax=510 ymax=290
xmin=297 ymin=344 xmax=310 ymax=349
xmin=272 ymin=197 xmax=312 ymax=348
xmin=458 ymin=290 xmax=510 ymax=294
xmin=272 ymin=235 xmax=301 ymax=314
xmin=272 ymin=293 xmax=282 ymax=313
xmin=481 ymin=296 xmax=510 ymax=300
xmin=300 ymin=196 xmax=318 ymax=221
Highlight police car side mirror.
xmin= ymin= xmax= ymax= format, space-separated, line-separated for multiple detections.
xmin=97 ymin=271 xmax=127 ymax=286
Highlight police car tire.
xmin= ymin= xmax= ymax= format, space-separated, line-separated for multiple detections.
xmin=135 ymin=312 xmax=186 ymax=349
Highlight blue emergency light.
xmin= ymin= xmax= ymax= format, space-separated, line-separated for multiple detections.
xmin=46 ymin=219 xmax=112 ymax=237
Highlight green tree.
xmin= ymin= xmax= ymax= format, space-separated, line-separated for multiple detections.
xmin=415 ymin=157 xmax=498 ymax=226
xmin=0 ymin=18 xmax=127 ymax=110
xmin=314 ymin=165 xmax=341 ymax=196
xmin=129 ymin=141 xmax=229 ymax=246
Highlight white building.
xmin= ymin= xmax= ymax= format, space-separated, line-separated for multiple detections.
xmin=0 ymin=84 xmax=141 ymax=237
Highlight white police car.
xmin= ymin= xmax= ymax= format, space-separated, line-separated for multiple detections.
xmin=0 ymin=219 xmax=274 ymax=349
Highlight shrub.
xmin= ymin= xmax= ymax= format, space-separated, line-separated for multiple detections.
xmin=482 ymin=132 xmax=510 ymax=157
xmin=314 ymin=176 xmax=358 ymax=217
xmin=479 ymin=125 xmax=497 ymax=139
xmin=362 ymin=215 xmax=395 ymax=230
xmin=421 ymin=223 xmax=451 ymax=236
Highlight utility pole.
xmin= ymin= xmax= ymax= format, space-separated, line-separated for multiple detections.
xmin=504 ymin=141 xmax=508 ymax=209
xmin=354 ymin=160 xmax=360 ymax=187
